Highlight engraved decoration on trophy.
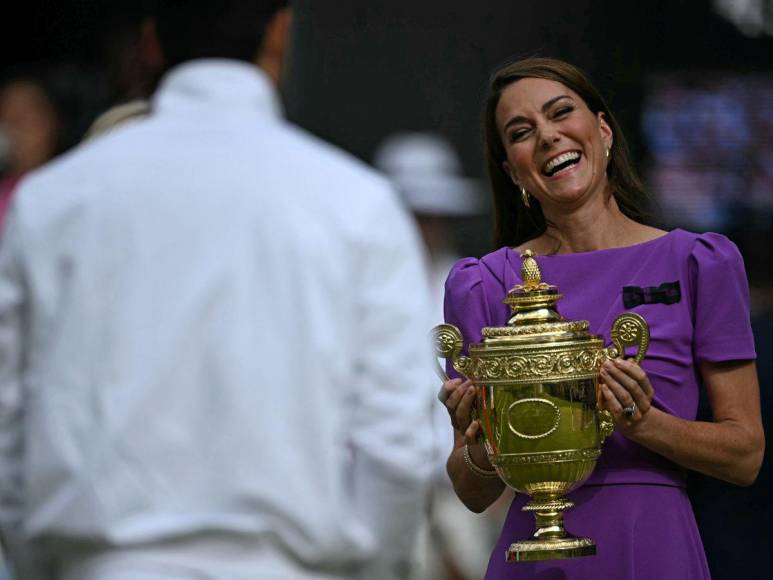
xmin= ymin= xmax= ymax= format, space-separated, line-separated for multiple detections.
xmin=432 ymin=250 xmax=650 ymax=562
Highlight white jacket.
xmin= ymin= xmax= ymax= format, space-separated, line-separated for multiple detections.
xmin=0 ymin=60 xmax=435 ymax=579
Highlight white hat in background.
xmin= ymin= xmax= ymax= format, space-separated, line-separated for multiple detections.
xmin=373 ymin=132 xmax=486 ymax=216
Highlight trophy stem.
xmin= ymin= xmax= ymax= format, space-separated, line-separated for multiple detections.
xmin=506 ymin=497 xmax=596 ymax=562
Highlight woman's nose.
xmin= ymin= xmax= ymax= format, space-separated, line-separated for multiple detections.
xmin=538 ymin=126 xmax=560 ymax=149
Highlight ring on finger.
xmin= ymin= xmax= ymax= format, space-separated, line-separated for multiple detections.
xmin=622 ymin=401 xmax=637 ymax=418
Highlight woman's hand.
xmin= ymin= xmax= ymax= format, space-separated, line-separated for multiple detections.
xmin=438 ymin=377 xmax=480 ymax=444
xmin=599 ymin=357 xmax=654 ymax=433
xmin=598 ymin=359 xmax=763 ymax=487
xmin=440 ymin=378 xmax=505 ymax=511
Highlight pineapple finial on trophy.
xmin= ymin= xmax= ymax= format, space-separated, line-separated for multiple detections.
xmin=508 ymin=250 xmax=553 ymax=294
xmin=503 ymin=251 xmax=562 ymax=325
xmin=520 ymin=250 xmax=542 ymax=289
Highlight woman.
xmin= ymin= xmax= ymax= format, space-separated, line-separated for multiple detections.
xmin=439 ymin=57 xmax=764 ymax=579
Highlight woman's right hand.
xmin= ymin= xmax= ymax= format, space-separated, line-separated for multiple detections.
xmin=438 ymin=378 xmax=479 ymax=442
xmin=441 ymin=378 xmax=504 ymax=511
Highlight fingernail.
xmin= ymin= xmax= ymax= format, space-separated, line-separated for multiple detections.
xmin=467 ymin=386 xmax=475 ymax=394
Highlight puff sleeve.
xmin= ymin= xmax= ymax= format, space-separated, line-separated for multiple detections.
xmin=443 ymin=258 xmax=493 ymax=380
xmin=689 ymin=233 xmax=756 ymax=363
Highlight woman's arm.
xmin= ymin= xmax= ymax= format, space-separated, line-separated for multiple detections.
xmin=447 ymin=429 xmax=506 ymax=513
xmin=601 ymin=358 xmax=764 ymax=486
xmin=440 ymin=378 xmax=506 ymax=512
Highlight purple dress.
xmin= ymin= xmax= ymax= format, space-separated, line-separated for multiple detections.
xmin=443 ymin=229 xmax=756 ymax=580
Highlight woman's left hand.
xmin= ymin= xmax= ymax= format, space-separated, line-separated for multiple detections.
xmin=599 ymin=357 xmax=654 ymax=432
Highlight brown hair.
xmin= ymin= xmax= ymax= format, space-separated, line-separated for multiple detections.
xmin=483 ymin=57 xmax=650 ymax=248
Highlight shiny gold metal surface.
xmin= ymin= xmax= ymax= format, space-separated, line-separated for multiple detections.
xmin=433 ymin=250 xmax=650 ymax=562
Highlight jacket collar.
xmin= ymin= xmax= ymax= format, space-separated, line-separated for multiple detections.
xmin=152 ymin=59 xmax=283 ymax=118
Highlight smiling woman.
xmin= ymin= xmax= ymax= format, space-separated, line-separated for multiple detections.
xmin=483 ymin=58 xmax=651 ymax=251
xmin=437 ymin=57 xmax=765 ymax=580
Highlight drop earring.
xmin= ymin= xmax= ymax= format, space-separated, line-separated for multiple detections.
xmin=520 ymin=185 xmax=530 ymax=209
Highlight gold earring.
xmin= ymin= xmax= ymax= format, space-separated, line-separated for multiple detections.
xmin=520 ymin=185 xmax=530 ymax=209
xmin=605 ymin=146 xmax=610 ymax=159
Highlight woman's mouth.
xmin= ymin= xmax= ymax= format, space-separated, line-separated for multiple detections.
xmin=542 ymin=151 xmax=581 ymax=177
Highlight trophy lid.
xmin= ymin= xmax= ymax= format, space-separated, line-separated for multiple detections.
xmin=481 ymin=250 xmax=592 ymax=344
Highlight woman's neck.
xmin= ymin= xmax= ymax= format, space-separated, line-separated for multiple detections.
xmin=524 ymin=194 xmax=658 ymax=255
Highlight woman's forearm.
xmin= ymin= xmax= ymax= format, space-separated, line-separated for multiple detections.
xmin=601 ymin=359 xmax=764 ymax=487
xmin=439 ymin=379 xmax=507 ymax=512
xmin=447 ymin=440 xmax=506 ymax=513
xmin=627 ymin=407 xmax=764 ymax=486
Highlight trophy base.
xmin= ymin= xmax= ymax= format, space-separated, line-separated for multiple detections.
xmin=507 ymin=536 xmax=596 ymax=562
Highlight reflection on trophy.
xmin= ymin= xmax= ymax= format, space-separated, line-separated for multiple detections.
xmin=433 ymin=251 xmax=649 ymax=562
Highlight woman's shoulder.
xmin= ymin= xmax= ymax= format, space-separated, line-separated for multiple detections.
xmin=445 ymin=248 xmax=511 ymax=330
xmin=612 ymin=227 xmax=743 ymax=268
xmin=447 ymin=247 xmax=508 ymax=281
xmin=445 ymin=247 xmax=510 ymax=297
xmin=656 ymin=230 xmax=749 ymax=304
xmin=666 ymin=229 xmax=743 ymax=264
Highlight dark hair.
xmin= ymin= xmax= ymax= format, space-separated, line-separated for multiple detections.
xmin=483 ymin=57 xmax=650 ymax=248
xmin=155 ymin=0 xmax=289 ymax=69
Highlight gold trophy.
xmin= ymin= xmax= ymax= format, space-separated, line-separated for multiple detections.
xmin=433 ymin=251 xmax=649 ymax=562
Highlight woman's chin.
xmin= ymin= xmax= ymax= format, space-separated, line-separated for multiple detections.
xmin=540 ymin=175 xmax=608 ymax=209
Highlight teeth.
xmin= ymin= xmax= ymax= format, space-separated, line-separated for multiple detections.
xmin=543 ymin=151 xmax=580 ymax=174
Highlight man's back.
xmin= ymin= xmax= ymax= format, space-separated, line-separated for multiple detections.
xmin=0 ymin=61 xmax=434 ymax=579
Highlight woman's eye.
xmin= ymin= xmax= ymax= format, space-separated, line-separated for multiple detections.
xmin=508 ymin=129 xmax=529 ymax=143
xmin=554 ymin=106 xmax=573 ymax=118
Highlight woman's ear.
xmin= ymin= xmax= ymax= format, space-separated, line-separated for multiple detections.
xmin=502 ymin=160 xmax=519 ymax=186
xmin=597 ymin=112 xmax=613 ymax=150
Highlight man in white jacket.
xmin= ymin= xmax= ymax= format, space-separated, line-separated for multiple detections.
xmin=0 ymin=2 xmax=435 ymax=578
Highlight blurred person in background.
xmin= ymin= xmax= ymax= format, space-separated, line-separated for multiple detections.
xmin=373 ymin=133 xmax=484 ymax=317
xmin=0 ymin=76 xmax=62 ymax=227
xmin=0 ymin=1 xmax=434 ymax=579
xmin=374 ymin=132 xmax=506 ymax=580
xmin=438 ymin=57 xmax=764 ymax=579
xmin=0 ymin=70 xmax=65 ymax=580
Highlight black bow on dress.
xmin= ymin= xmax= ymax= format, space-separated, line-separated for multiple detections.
xmin=623 ymin=281 xmax=681 ymax=309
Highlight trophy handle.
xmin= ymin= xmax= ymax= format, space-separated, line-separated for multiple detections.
xmin=598 ymin=313 xmax=650 ymax=440
xmin=430 ymin=323 xmax=472 ymax=382
xmin=431 ymin=324 xmax=483 ymax=442
xmin=607 ymin=313 xmax=650 ymax=363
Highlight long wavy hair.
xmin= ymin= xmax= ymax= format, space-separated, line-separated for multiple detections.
xmin=483 ymin=57 xmax=650 ymax=248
